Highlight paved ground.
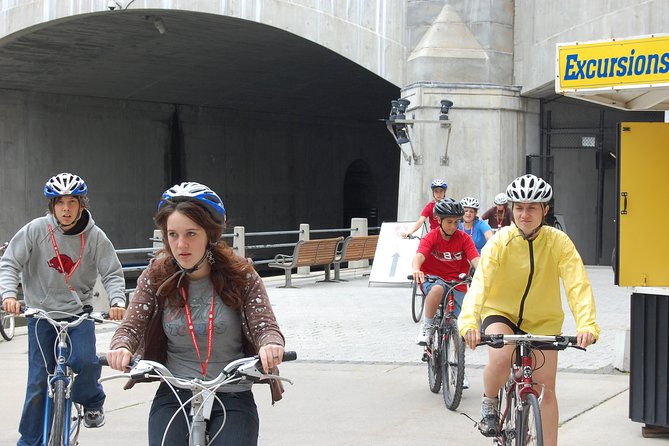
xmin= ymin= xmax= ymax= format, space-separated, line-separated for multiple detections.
xmin=0 ymin=266 xmax=664 ymax=445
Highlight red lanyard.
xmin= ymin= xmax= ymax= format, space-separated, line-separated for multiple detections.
xmin=497 ymin=208 xmax=506 ymax=229
xmin=48 ymin=224 xmax=85 ymax=286
xmin=180 ymin=286 xmax=216 ymax=378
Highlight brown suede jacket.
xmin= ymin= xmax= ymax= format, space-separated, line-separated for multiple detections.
xmin=109 ymin=257 xmax=286 ymax=402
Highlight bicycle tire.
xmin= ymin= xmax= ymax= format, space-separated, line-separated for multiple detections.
xmin=517 ymin=393 xmax=543 ymax=446
xmin=0 ymin=309 xmax=15 ymax=341
xmin=441 ymin=318 xmax=465 ymax=410
xmin=427 ymin=325 xmax=442 ymax=393
xmin=498 ymin=383 xmax=517 ymax=446
xmin=411 ymin=281 xmax=424 ymax=323
xmin=48 ymin=380 xmax=68 ymax=446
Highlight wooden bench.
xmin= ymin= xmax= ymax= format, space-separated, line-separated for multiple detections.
xmin=333 ymin=235 xmax=379 ymax=281
xmin=268 ymin=237 xmax=344 ymax=287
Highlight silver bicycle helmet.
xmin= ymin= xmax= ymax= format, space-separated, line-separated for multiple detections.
xmin=493 ymin=193 xmax=508 ymax=205
xmin=460 ymin=197 xmax=480 ymax=210
xmin=430 ymin=179 xmax=448 ymax=190
xmin=506 ymin=174 xmax=552 ymax=203
xmin=44 ymin=173 xmax=88 ymax=198
xmin=433 ymin=198 xmax=464 ymax=218
xmin=158 ymin=182 xmax=226 ymax=223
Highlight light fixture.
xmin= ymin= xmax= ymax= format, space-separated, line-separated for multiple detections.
xmin=385 ymin=97 xmax=454 ymax=166
xmin=439 ymin=100 xmax=453 ymax=120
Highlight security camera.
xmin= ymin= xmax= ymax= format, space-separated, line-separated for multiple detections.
xmin=107 ymin=0 xmax=120 ymax=10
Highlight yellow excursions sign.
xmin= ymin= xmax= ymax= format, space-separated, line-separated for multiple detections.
xmin=556 ymin=34 xmax=669 ymax=92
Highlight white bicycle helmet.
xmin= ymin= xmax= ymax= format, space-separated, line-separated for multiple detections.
xmin=44 ymin=173 xmax=88 ymax=198
xmin=159 ymin=182 xmax=226 ymax=223
xmin=505 ymin=174 xmax=552 ymax=203
xmin=460 ymin=197 xmax=480 ymax=209
xmin=493 ymin=193 xmax=508 ymax=205
xmin=430 ymin=179 xmax=448 ymax=190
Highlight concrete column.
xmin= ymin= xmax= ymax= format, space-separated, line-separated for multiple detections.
xmin=396 ymin=84 xmax=539 ymax=221
xmin=297 ymin=224 xmax=310 ymax=275
xmin=233 ymin=226 xmax=245 ymax=258
xmin=153 ymin=229 xmax=163 ymax=250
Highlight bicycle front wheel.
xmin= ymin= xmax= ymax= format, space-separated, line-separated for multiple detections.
xmin=411 ymin=281 xmax=424 ymax=323
xmin=517 ymin=393 xmax=543 ymax=446
xmin=69 ymin=403 xmax=82 ymax=446
xmin=441 ymin=318 xmax=465 ymax=410
xmin=48 ymin=380 xmax=68 ymax=446
xmin=0 ymin=309 xmax=15 ymax=341
xmin=427 ymin=326 xmax=442 ymax=393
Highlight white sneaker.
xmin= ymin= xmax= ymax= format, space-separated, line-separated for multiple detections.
xmin=463 ymin=374 xmax=469 ymax=389
xmin=415 ymin=324 xmax=430 ymax=346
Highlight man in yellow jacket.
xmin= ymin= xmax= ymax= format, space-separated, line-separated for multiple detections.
xmin=459 ymin=174 xmax=599 ymax=446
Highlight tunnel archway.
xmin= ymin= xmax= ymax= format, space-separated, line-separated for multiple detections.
xmin=343 ymin=159 xmax=378 ymax=228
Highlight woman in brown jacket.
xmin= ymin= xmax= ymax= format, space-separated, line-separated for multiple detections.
xmin=106 ymin=182 xmax=285 ymax=446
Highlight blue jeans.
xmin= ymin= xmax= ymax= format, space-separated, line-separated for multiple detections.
xmin=421 ymin=279 xmax=466 ymax=318
xmin=17 ymin=317 xmax=105 ymax=446
xmin=149 ymin=383 xmax=259 ymax=446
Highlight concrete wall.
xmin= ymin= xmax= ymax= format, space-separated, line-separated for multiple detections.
xmin=0 ymin=90 xmax=399 ymax=250
xmin=514 ymin=0 xmax=669 ymax=95
xmin=0 ymin=0 xmax=406 ymax=87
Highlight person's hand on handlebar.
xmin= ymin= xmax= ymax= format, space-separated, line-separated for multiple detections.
xmin=108 ymin=306 xmax=126 ymax=321
xmin=412 ymin=270 xmax=425 ymax=284
xmin=258 ymin=344 xmax=285 ymax=372
xmin=106 ymin=347 xmax=134 ymax=371
xmin=463 ymin=328 xmax=481 ymax=351
xmin=2 ymin=297 xmax=21 ymax=315
xmin=576 ymin=331 xmax=595 ymax=349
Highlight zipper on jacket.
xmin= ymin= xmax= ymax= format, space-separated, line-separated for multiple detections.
xmin=516 ymin=240 xmax=534 ymax=329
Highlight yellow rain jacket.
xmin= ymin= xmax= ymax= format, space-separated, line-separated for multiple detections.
xmin=458 ymin=225 xmax=600 ymax=339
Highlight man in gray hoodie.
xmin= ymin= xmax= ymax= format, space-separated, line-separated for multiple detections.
xmin=0 ymin=172 xmax=126 ymax=446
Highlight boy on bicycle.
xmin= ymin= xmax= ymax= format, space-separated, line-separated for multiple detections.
xmin=458 ymin=174 xmax=599 ymax=446
xmin=401 ymin=178 xmax=448 ymax=237
xmin=411 ymin=198 xmax=479 ymax=346
xmin=0 ymin=173 xmax=126 ymax=446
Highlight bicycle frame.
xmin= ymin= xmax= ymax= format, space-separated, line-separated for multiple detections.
xmin=43 ymin=328 xmax=79 ymax=446
xmin=100 ymin=352 xmax=296 ymax=446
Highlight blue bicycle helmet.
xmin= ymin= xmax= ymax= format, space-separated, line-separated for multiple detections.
xmin=44 ymin=173 xmax=88 ymax=198
xmin=430 ymin=179 xmax=448 ymax=190
xmin=158 ymin=182 xmax=226 ymax=223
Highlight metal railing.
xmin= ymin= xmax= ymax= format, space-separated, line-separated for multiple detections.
xmin=115 ymin=217 xmax=378 ymax=294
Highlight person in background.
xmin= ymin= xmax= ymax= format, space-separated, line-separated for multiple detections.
xmin=458 ymin=174 xmax=599 ymax=446
xmin=0 ymin=172 xmax=126 ymax=445
xmin=458 ymin=197 xmax=493 ymax=253
xmin=411 ymin=198 xmax=480 ymax=347
xmin=401 ymin=179 xmax=448 ymax=238
xmin=106 ymin=182 xmax=286 ymax=446
xmin=481 ymin=193 xmax=512 ymax=232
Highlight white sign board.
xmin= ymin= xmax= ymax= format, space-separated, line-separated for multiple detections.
xmin=369 ymin=222 xmax=421 ymax=284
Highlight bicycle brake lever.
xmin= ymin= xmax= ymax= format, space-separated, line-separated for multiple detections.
xmin=257 ymin=373 xmax=294 ymax=385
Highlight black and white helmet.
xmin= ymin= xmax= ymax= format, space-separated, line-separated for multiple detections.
xmin=44 ymin=173 xmax=88 ymax=198
xmin=433 ymin=198 xmax=464 ymax=218
xmin=460 ymin=197 xmax=480 ymax=210
xmin=506 ymin=174 xmax=552 ymax=203
xmin=158 ymin=182 xmax=226 ymax=223
xmin=493 ymin=193 xmax=508 ymax=205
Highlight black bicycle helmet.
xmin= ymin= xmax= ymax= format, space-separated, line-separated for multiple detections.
xmin=433 ymin=198 xmax=464 ymax=218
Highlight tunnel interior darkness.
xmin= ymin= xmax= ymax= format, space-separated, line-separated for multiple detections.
xmin=0 ymin=10 xmax=400 ymax=249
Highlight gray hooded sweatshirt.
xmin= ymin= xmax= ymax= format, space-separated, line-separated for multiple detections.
xmin=0 ymin=209 xmax=126 ymax=314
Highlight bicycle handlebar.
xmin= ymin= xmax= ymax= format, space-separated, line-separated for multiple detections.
xmin=98 ymin=351 xmax=298 ymax=388
xmin=406 ymin=273 xmax=472 ymax=287
xmin=478 ymin=333 xmax=586 ymax=351
xmin=22 ymin=306 xmax=110 ymax=327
